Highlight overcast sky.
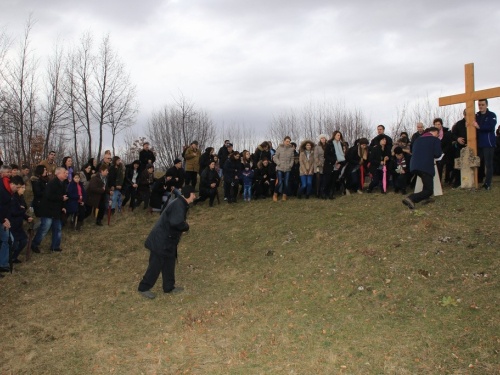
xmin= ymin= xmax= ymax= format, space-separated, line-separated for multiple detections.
xmin=3 ymin=0 xmax=500 ymax=140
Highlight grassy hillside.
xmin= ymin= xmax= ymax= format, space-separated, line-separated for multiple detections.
xmin=1 ymin=181 xmax=499 ymax=374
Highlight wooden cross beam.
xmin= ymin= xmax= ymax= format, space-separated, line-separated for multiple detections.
xmin=439 ymin=63 xmax=500 ymax=155
xmin=439 ymin=63 xmax=500 ymax=188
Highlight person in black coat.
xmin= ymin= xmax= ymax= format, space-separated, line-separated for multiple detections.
xmin=30 ymin=165 xmax=48 ymax=217
xmin=0 ymin=176 xmax=25 ymax=270
xmin=223 ymin=151 xmax=242 ymax=203
xmin=433 ymin=118 xmax=454 ymax=183
xmin=10 ymin=184 xmax=33 ymax=262
xmin=367 ymin=137 xmax=391 ymax=193
xmin=390 ymin=147 xmax=410 ymax=194
xmin=199 ymin=147 xmax=214 ymax=174
xmin=322 ymin=138 xmax=338 ymax=199
xmin=139 ymin=142 xmax=156 ymax=173
xmin=31 ymin=168 xmax=69 ymax=253
xmin=451 ymin=110 xmax=467 ymax=187
xmin=217 ymin=141 xmax=231 ymax=176
xmin=345 ymin=138 xmax=369 ymax=193
xmin=370 ymin=125 xmax=393 ymax=151
xmin=254 ymin=158 xmax=276 ymax=199
xmin=122 ymin=160 xmax=140 ymax=210
xmin=196 ymin=161 xmax=220 ymax=206
xmin=137 ymin=186 xmax=196 ymax=299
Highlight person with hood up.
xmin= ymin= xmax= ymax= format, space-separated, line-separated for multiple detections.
xmin=298 ymin=139 xmax=315 ymax=199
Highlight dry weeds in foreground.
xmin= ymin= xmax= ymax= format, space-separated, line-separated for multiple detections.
xmin=1 ymin=182 xmax=500 ymax=374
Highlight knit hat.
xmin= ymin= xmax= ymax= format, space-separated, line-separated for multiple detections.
xmin=146 ymin=163 xmax=154 ymax=169
xmin=318 ymin=134 xmax=328 ymax=141
xmin=191 ymin=140 xmax=199 ymax=145
xmin=174 ymin=158 xmax=182 ymax=165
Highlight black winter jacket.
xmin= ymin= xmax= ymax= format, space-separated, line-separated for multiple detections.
xmin=144 ymin=197 xmax=190 ymax=257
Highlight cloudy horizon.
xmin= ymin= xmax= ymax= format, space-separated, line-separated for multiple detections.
xmin=2 ymin=0 xmax=499 ymax=146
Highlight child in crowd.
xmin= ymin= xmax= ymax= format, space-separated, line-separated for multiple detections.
xmin=391 ymin=147 xmax=410 ymax=194
xmin=11 ymin=183 xmax=33 ymax=262
xmin=240 ymin=163 xmax=254 ymax=201
xmin=67 ymin=173 xmax=87 ymax=230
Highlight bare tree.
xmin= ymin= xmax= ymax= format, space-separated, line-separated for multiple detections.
xmin=147 ymin=95 xmax=216 ymax=169
xmin=41 ymin=40 xmax=68 ymax=159
xmin=72 ymin=31 xmax=94 ymax=159
xmin=0 ymin=16 xmax=39 ymax=165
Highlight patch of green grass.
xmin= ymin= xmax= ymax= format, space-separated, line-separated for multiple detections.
xmin=1 ymin=182 xmax=500 ymax=374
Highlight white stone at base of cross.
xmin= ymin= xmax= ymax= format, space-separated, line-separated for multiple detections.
xmin=414 ymin=164 xmax=443 ymax=196
xmin=454 ymin=146 xmax=481 ymax=189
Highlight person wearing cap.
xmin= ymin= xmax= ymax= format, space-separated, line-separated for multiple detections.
xmin=345 ymin=138 xmax=369 ymax=194
xmin=402 ymin=127 xmax=442 ymax=209
xmin=137 ymin=185 xmax=196 ymax=299
xmin=139 ymin=142 xmax=156 ymax=173
xmin=184 ymin=141 xmax=201 ymax=189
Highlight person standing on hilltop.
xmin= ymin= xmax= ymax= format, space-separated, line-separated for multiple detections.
xmin=473 ymin=99 xmax=497 ymax=190
xmin=273 ymin=136 xmax=295 ymax=201
xmin=139 ymin=142 xmax=155 ymax=173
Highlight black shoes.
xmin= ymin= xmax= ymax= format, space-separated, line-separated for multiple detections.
xmin=12 ymin=259 xmax=22 ymax=264
xmin=31 ymin=245 xmax=40 ymax=253
xmin=402 ymin=198 xmax=415 ymax=210
xmin=51 ymin=248 xmax=63 ymax=252
xmin=0 ymin=267 xmax=10 ymax=273
xmin=96 ymin=220 xmax=103 ymax=226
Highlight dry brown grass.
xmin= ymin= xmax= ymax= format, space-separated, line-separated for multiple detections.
xmin=1 ymin=179 xmax=500 ymax=374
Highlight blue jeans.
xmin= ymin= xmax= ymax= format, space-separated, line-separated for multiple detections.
xmin=274 ymin=171 xmax=290 ymax=195
xmin=32 ymin=217 xmax=62 ymax=250
xmin=300 ymin=175 xmax=313 ymax=195
xmin=243 ymin=185 xmax=252 ymax=200
xmin=0 ymin=228 xmax=14 ymax=267
xmin=479 ymin=147 xmax=494 ymax=186
xmin=111 ymin=190 xmax=122 ymax=210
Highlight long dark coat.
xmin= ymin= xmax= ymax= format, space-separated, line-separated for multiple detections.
xmin=144 ymin=197 xmax=190 ymax=258
xmin=38 ymin=177 xmax=67 ymax=219
xmin=87 ymin=174 xmax=109 ymax=208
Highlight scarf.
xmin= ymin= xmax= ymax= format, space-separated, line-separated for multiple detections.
xmin=333 ymin=141 xmax=345 ymax=162
xmin=438 ymin=128 xmax=444 ymax=140
xmin=305 ymin=150 xmax=311 ymax=160
xmin=76 ymin=183 xmax=82 ymax=202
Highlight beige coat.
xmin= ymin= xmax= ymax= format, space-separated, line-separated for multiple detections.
xmin=184 ymin=147 xmax=201 ymax=172
xmin=299 ymin=140 xmax=315 ymax=176
xmin=274 ymin=143 xmax=295 ymax=172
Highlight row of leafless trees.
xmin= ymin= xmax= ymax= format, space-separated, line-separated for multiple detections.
xmin=0 ymin=16 xmax=138 ymax=169
xmin=267 ymin=99 xmax=373 ymax=147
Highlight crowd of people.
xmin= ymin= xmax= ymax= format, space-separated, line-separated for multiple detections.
xmin=0 ymin=101 xmax=498 ymax=282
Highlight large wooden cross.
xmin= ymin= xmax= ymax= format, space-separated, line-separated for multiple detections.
xmin=439 ymin=63 xmax=500 ymax=187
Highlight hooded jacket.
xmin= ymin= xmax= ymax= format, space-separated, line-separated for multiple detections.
xmin=299 ymin=140 xmax=315 ymax=175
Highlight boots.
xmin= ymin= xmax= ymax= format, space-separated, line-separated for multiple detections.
xmin=273 ymin=193 xmax=278 ymax=202
xmin=96 ymin=219 xmax=103 ymax=226
xmin=282 ymin=194 xmax=287 ymax=201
